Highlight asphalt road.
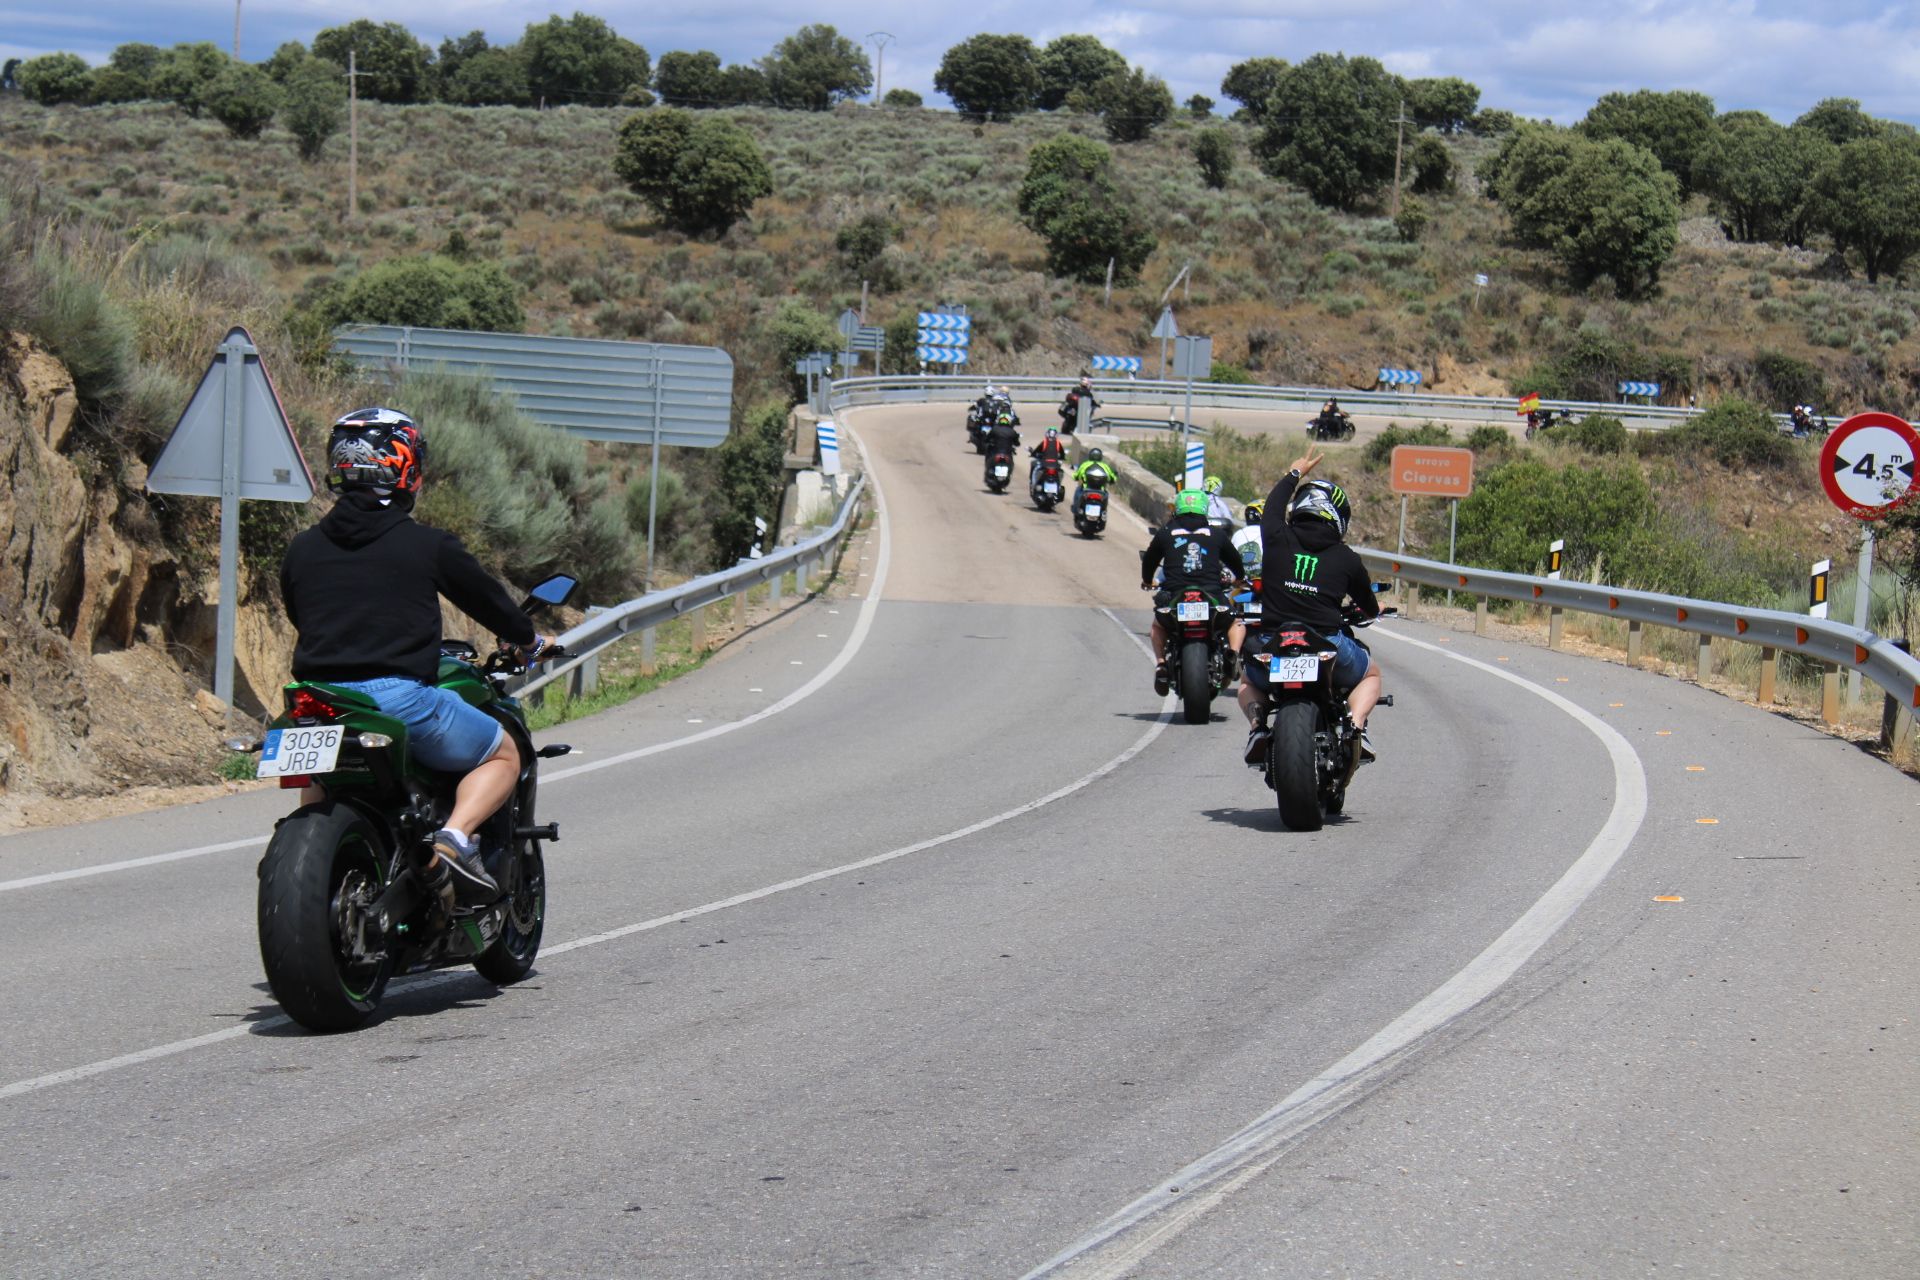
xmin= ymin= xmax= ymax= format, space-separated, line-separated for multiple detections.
xmin=0 ymin=407 xmax=1913 ymax=1278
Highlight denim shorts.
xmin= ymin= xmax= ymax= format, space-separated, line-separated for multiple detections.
xmin=1327 ymin=632 xmax=1374 ymax=688
xmin=330 ymin=677 xmax=504 ymax=773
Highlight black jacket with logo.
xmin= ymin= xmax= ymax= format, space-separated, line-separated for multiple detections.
xmin=280 ymin=491 xmax=536 ymax=684
xmin=1258 ymin=473 xmax=1377 ymax=633
xmin=1141 ymin=514 xmax=1245 ymax=592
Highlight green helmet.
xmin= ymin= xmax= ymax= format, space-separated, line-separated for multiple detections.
xmin=1174 ymin=489 xmax=1209 ymax=518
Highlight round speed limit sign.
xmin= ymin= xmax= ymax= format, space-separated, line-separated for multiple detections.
xmin=1819 ymin=411 xmax=1920 ymax=519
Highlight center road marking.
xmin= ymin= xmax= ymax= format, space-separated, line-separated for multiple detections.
xmin=1021 ymin=624 xmax=1650 ymax=1280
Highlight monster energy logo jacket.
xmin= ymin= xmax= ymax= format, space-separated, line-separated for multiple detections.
xmin=1255 ymin=473 xmax=1378 ymax=633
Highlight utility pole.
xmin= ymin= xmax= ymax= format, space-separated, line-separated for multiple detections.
xmin=867 ymin=31 xmax=893 ymax=104
xmin=347 ymin=49 xmax=360 ymax=221
xmin=233 ymin=0 xmax=242 ymax=59
xmin=1390 ymin=98 xmax=1414 ymax=218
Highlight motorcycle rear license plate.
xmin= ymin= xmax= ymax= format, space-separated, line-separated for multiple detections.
xmin=1243 ymin=602 xmax=1263 ymax=619
xmin=993 ymin=465 xmax=1010 ymax=478
xmin=1177 ymin=601 xmax=1209 ymax=622
xmin=1044 ymin=482 xmax=1059 ymax=494
xmin=1269 ymin=656 xmax=1320 ymax=682
xmin=257 ymin=725 xmax=345 ymax=778
xmin=1085 ymin=503 xmax=1103 ymax=517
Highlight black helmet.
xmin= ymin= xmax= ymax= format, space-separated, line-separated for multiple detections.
xmin=1088 ymin=447 xmax=1104 ymax=463
xmin=327 ymin=407 xmax=423 ymax=494
xmin=1287 ymin=478 xmax=1351 ymax=537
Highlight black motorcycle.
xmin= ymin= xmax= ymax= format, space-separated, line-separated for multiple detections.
xmin=251 ymin=573 xmax=579 ymax=1030
xmin=1030 ymin=455 xmax=1065 ymax=511
xmin=1786 ymin=406 xmax=1829 ymax=439
xmin=1156 ymin=586 xmax=1239 ymax=725
xmin=1073 ymin=484 xmax=1109 ymax=537
xmin=985 ymin=447 xmax=1014 ymax=493
xmin=1524 ymin=407 xmax=1578 ymax=440
xmin=1245 ymin=604 xmax=1394 ymax=831
xmin=1308 ymin=410 xmax=1355 ymax=442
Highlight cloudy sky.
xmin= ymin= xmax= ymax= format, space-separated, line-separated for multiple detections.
xmin=4 ymin=1 xmax=1918 ymax=125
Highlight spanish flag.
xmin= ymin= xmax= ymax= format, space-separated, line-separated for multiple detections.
xmin=1516 ymin=393 xmax=1541 ymax=415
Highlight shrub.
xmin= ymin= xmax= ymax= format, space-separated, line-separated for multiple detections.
xmin=1393 ymin=196 xmax=1428 ymax=243
xmin=1466 ymin=424 xmax=1512 ymax=452
xmin=1658 ymin=398 xmax=1796 ymax=469
xmin=1750 ymin=350 xmax=1827 ymax=408
xmin=18 ymin=249 xmax=137 ymax=402
xmin=1209 ymin=360 xmax=1254 ymax=384
xmin=1409 ymin=135 xmax=1453 ymax=193
xmin=613 ymin=108 xmax=773 ymax=236
xmin=1362 ymin=423 xmax=1453 ymax=468
xmin=280 ymin=57 xmax=346 ymax=160
xmin=1187 ymin=94 xmax=1214 ymax=118
xmin=1195 ymin=128 xmax=1234 ymax=189
xmin=1016 ymin=134 xmax=1156 ymax=284
xmin=1487 ymin=127 xmax=1681 ymax=297
xmin=881 ymin=88 xmax=922 ymax=109
xmin=319 ymin=255 xmax=524 ymax=332
xmin=708 ymin=401 xmax=790 ymax=566
xmin=18 ymin=53 xmax=93 ymax=105
xmin=624 ymin=464 xmax=698 ymax=569
xmin=1561 ymin=413 xmax=1628 ymax=455
xmin=203 ymin=63 xmax=282 ymax=140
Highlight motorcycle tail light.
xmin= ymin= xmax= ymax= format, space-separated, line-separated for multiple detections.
xmin=279 ymin=775 xmax=312 ymax=789
xmin=286 ymin=689 xmax=338 ymax=721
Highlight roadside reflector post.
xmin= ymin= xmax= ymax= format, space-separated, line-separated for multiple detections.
xmin=690 ymin=605 xmax=709 ymax=653
xmin=1627 ymin=618 xmax=1644 ymax=665
xmin=640 ymin=626 xmax=657 ymax=675
xmin=1822 ymin=666 xmax=1842 ymax=725
xmin=1475 ymin=596 xmax=1488 ymax=636
xmin=1548 ymin=606 xmax=1564 ymax=650
xmin=1696 ymin=634 xmax=1713 ymax=681
xmin=1758 ymin=646 xmax=1778 ymax=704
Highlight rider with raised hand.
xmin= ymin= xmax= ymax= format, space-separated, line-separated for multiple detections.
xmin=1071 ymin=446 xmax=1114 ymax=518
xmin=1241 ymin=449 xmax=1383 ymax=765
xmin=1140 ymin=489 xmax=1246 ymax=696
xmin=279 ymin=407 xmax=550 ymax=909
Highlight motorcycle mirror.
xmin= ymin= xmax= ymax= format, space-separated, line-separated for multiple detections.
xmin=526 ymin=574 xmax=579 ymax=608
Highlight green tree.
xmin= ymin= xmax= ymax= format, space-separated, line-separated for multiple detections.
xmin=882 ymin=87 xmax=922 ymax=109
xmin=718 ymin=64 xmax=768 ymax=105
xmin=1804 ymin=134 xmax=1920 ymax=282
xmin=203 ymin=62 xmax=282 ymax=139
xmin=444 ymin=47 xmax=530 ymax=106
xmin=151 ymin=42 xmax=232 ymax=116
xmin=1693 ymin=111 xmax=1825 ymax=243
xmin=1220 ymin=56 xmax=1287 ymax=119
xmin=934 ymin=33 xmax=1040 ymax=122
xmin=321 ymin=256 xmax=525 ymax=332
xmin=1187 ymin=94 xmax=1213 ymax=118
xmin=1194 ymin=127 xmax=1234 ymax=189
xmin=91 ymin=43 xmax=166 ymax=102
xmin=1408 ymin=76 xmax=1479 ymax=133
xmin=1409 ymin=134 xmax=1453 ymax=193
xmin=312 ymin=20 xmax=429 ymax=103
xmin=1794 ymin=97 xmax=1880 ymax=146
xmin=433 ymin=30 xmax=489 ymax=94
xmin=834 ymin=212 xmax=900 ymax=277
xmin=1393 ymin=195 xmax=1429 ymax=243
xmin=1578 ymin=88 xmax=1716 ymax=195
xmin=522 ymin=12 xmax=649 ymax=106
xmin=280 ymin=57 xmax=347 ymax=160
xmin=1016 ymin=134 xmax=1157 ymax=283
xmin=262 ymin=40 xmax=309 ymax=83
xmin=1488 ymin=127 xmax=1680 ymax=297
xmin=17 ymin=52 xmax=93 ymax=105
xmin=1035 ymin=34 xmax=1124 ymax=111
xmin=614 ymin=108 xmax=773 ymax=236
xmin=1254 ymin=53 xmax=1405 ymax=211
xmin=1471 ymin=107 xmax=1517 ymax=136
xmin=760 ymin=23 xmax=871 ymax=110
xmin=654 ymin=50 xmax=724 ymax=107
xmin=709 ymin=402 xmax=790 ymax=567
xmin=1091 ymin=65 xmax=1173 ymax=143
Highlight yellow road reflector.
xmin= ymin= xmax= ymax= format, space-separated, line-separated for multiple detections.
xmin=1686 ymin=765 xmax=1706 ymax=772
xmin=1556 ymin=677 xmax=1570 ymax=683
xmin=1609 ymin=702 xmax=1625 ymax=707
xmin=1498 ymin=656 xmax=1510 ymax=663
xmin=1696 ymin=817 xmax=1719 ymax=824
xmin=1656 ymin=730 xmax=1673 ymax=736
xmin=1653 ymin=895 xmax=1685 ymax=903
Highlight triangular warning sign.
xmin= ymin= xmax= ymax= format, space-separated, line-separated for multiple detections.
xmin=147 ymin=327 xmax=314 ymax=502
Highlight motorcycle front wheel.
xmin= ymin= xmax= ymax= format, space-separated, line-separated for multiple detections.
xmin=1180 ymin=639 xmax=1212 ymax=725
xmin=258 ymin=801 xmax=395 ymax=1032
xmin=1272 ymin=700 xmax=1324 ymax=831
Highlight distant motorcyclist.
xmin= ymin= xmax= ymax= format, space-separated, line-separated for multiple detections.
xmin=1140 ymin=489 xmax=1246 ymax=696
xmin=1060 ymin=375 xmax=1098 ymax=434
xmin=1072 ymin=447 xmax=1114 ymax=518
xmin=984 ymin=411 xmax=1022 ymax=484
xmin=1241 ymin=449 xmax=1383 ymax=765
xmin=1788 ymin=404 xmax=1825 ymax=438
xmin=1310 ymin=397 xmax=1353 ymax=442
xmin=1202 ymin=474 xmax=1235 ymax=530
xmin=1029 ymin=426 xmax=1069 ymax=491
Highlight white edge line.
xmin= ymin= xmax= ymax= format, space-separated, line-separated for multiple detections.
xmin=0 ymin=607 xmax=1174 ymax=1103
xmin=1021 ymin=624 xmax=1650 ymax=1280
xmin=0 ymin=424 xmax=892 ymax=896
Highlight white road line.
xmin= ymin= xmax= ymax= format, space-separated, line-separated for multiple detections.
xmin=0 ymin=424 xmax=894 ymax=896
xmin=0 ymin=610 xmax=1172 ymax=1103
xmin=1022 ymin=625 xmax=1650 ymax=1280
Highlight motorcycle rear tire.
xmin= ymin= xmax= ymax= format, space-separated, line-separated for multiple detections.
xmin=1272 ymin=700 xmax=1324 ymax=831
xmin=474 ymin=841 xmax=545 ymax=984
xmin=258 ymin=801 xmax=395 ymax=1032
xmin=1180 ymin=640 xmax=1211 ymax=725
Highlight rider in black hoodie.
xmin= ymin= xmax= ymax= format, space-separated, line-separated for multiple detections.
xmin=279 ymin=407 xmax=545 ymax=907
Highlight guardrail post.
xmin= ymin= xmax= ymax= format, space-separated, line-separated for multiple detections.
xmin=1696 ymin=635 xmax=1713 ymax=681
xmin=639 ymin=627 xmax=657 ymax=675
xmin=1758 ymin=646 xmax=1778 ymax=704
xmin=1882 ymin=641 xmax=1914 ymax=763
xmin=769 ymin=569 xmax=783 ymax=609
xmin=1475 ymin=596 xmax=1488 ymax=636
xmin=1822 ymin=666 xmax=1842 ymax=725
xmin=568 ymin=651 xmax=600 ymax=701
xmin=1627 ymin=619 xmax=1643 ymax=665
xmin=1548 ymin=606 xmax=1564 ymax=650
xmin=796 ymin=556 xmax=810 ymax=594
xmin=690 ymin=605 xmax=708 ymax=653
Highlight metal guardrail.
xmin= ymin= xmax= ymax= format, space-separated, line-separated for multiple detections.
xmin=826 ymin=374 xmax=1773 ymax=432
xmin=510 ymin=475 xmax=868 ymax=702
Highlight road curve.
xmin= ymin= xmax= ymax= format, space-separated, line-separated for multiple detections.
xmin=0 ymin=404 xmax=1913 ymax=1277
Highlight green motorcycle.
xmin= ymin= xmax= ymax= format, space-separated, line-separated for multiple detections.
xmin=251 ymin=574 xmax=578 ymax=1032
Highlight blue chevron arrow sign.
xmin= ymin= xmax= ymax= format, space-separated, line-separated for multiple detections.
xmin=917 ymin=313 xmax=972 ymax=332
xmin=917 ymin=345 xmax=969 ymax=364
xmin=1618 ymin=380 xmax=1661 ymax=397
xmin=1090 ymin=355 xmax=1141 ymax=373
xmin=1378 ymin=367 xmax=1422 ymax=386
xmin=917 ymin=328 xmax=972 ymax=348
